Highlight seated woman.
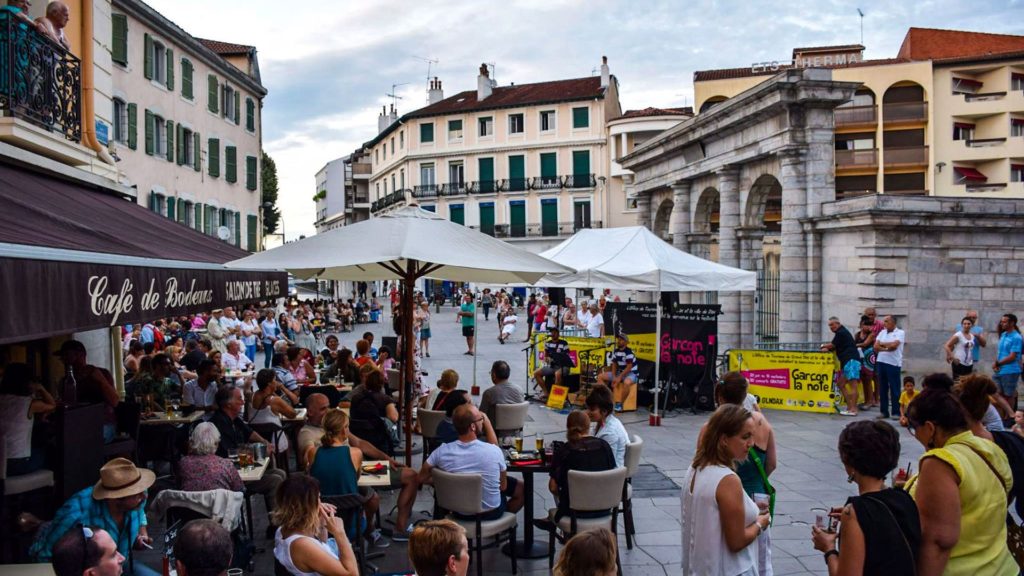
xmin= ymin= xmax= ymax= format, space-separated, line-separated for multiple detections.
xmin=350 ymin=370 xmax=398 ymax=424
xmin=810 ymin=420 xmax=921 ymax=574
xmin=0 ymin=363 xmax=56 ymax=476
xmin=286 ymin=346 xmax=316 ymax=386
xmin=307 ymin=410 xmax=384 ymax=547
xmin=177 ymin=422 xmax=243 ymax=492
xmin=124 ymin=341 xmax=145 ymax=380
xmin=272 ymin=475 xmax=358 ymax=576
xmin=250 ymin=369 xmax=299 ymax=454
xmin=535 ymin=410 xmax=615 ymax=531
xmin=325 ymin=347 xmax=361 ymax=385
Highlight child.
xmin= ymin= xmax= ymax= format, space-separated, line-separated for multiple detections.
xmin=1013 ymin=410 xmax=1024 ymax=438
xmin=899 ymin=376 xmax=917 ymax=426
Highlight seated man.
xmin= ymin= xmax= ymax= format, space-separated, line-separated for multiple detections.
xmin=182 ymin=359 xmax=219 ymax=420
xmin=174 ymin=519 xmax=233 ymax=576
xmin=585 ymin=385 xmax=629 ymax=468
xmin=132 ymin=353 xmax=179 ymax=411
xmin=222 ymin=339 xmax=254 ymax=373
xmin=597 ymin=334 xmax=638 ymax=412
xmin=417 ymin=403 xmax=524 ymax=525
xmin=498 ymin=310 xmax=517 ymax=344
xmin=52 ymin=526 xmax=126 ymax=576
xmin=31 ymin=459 xmax=155 ymax=570
xmin=407 ymin=520 xmax=469 ymax=576
xmin=533 ymin=327 xmax=570 ymax=401
xmin=209 ymin=386 xmax=286 ymax=535
xmin=271 ymin=352 xmax=300 ymax=393
xmin=479 ymin=360 xmax=524 ymax=425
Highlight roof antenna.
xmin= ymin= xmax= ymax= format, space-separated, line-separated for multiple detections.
xmin=412 ymin=55 xmax=439 ymax=102
xmin=386 ymin=82 xmax=408 ymax=111
xmin=857 ymin=8 xmax=864 ymax=46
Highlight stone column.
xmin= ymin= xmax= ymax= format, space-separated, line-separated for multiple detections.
xmin=670 ymin=181 xmax=692 ymax=304
xmin=778 ymin=148 xmax=810 ymax=343
xmin=716 ymin=166 xmax=742 ymax=350
xmin=636 ymin=191 xmax=652 ymax=231
xmin=737 ymin=227 xmax=765 ymax=348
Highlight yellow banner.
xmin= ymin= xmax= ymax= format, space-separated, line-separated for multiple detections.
xmin=527 ymin=333 xmax=614 ymax=376
xmin=727 ymin=349 xmax=839 ymax=413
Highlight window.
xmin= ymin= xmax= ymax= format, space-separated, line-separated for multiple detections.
xmin=153 ymin=113 xmax=166 ymax=156
xmin=245 ymin=98 xmax=255 ymax=132
xmin=222 ymin=85 xmax=238 ymax=122
xmin=400 ymin=131 xmax=404 ymax=149
xmin=448 ymin=119 xmax=463 ymax=140
xmin=151 ymin=40 xmax=167 ymax=85
xmin=375 ymin=149 xmax=379 ymax=163
xmin=835 ymin=132 xmax=875 ymax=150
xmin=572 ymin=107 xmax=589 ymax=129
xmin=111 ymin=14 xmax=128 ymax=66
xmin=1013 ymin=164 xmax=1024 ymax=183
xmin=225 ymin=145 xmax=237 ymax=183
xmin=112 ymin=99 xmax=127 ymax=144
xmin=540 ymin=110 xmax=556 ymax=132
xmin=1013 ymin=74 xmax=1024 ymax=92
xmin=400 ymin=169 xmax=405 ymax=189
xmin=420 ymin=123 xmax=434 ymax=143
xmin=953 ymin=123 xmax=975 ymax=141
xmin=390 ymin=137 xmax=395 ymax=154
xmin=1012 ymin=118 xmax=1024 ymax=137
xmin=509 ymin=113 xmax=524 ymax=135
xmin=391 ymin=174 xmax=396 ymax=192
xmin=181 ymin=59 xmax=194 ymax=100
xmin=208 ymin=138 xmax=220 ymax=177
xmin=420 ymin=163 xmax=435 ymax=186
xmin=246 ymin=156 xmax=258 ymax=191
xmin=448 ymin=161 xmax=464 ymax=186
xmin=180 ymin=126 xmax=194 ymax=166
xmin=478 ymin=116 xmax=493 ymax=137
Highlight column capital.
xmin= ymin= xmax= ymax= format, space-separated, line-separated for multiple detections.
xmin=670 ymin=180 xmax=692 ymax=194
xmin=715 ymin=164 xmax=741 ymax=177
xmin=777 ymin=147 xmax=807 ymax=162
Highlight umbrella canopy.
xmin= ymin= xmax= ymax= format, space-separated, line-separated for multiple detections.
xmin=536 ymin=226 xmax=755 ymax=291
xmin=225 ymin=204 xmax=572 ymax=283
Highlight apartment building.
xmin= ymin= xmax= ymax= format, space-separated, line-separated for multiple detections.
xmin=110 ymin=0 xmax=267 ymax=250
xmin=314 ymin=148 xmax=371 ymax=234
xmin=692 ymin=28 xmax=1024 ymax=199
xmin=366 ymin=58 xmax=624 ymax=252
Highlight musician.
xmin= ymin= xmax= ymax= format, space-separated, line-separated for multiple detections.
xmin=533 ymin=326 xmax=571 ymax=401
xmin=598 ymin=333 xmax=638 ymax=412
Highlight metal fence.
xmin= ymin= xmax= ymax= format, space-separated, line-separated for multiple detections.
xmin=755 ymin=267 xmax=779 ymax=346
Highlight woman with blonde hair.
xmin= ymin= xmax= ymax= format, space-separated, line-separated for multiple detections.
xmin=272 ymin=474 xmax=358 ymax=576
xmin=553 ymin=528 xmax=617 ymax=576
xmin=681 ymin=404 xmax=770 ymax=575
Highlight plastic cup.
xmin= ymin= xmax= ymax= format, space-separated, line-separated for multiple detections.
xmin=811 ymin=507 xmax=829 ymax=530
xmin=753 ymin=493 xmax=770 ymax=512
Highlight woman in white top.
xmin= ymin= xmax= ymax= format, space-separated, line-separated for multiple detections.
xmin=681 ymin=404 xmax=770 ymax=575
xmin=273 ymin=474 xmax=358 ymax=576
xmin=944 ymin=316 xmax=977 ymax=381
xmin=240 ymin=309 xmax=262 ymax=363
xmin=250 ymin=369 xmax=298 ymax=454
xmin=1 ymin=363 xmax=56 ymax=476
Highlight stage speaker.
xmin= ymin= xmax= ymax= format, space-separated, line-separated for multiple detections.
xmin=548 ymin=287 xmax=565 ymax=304
xmin=660 ymin=291 xmax=678 ymax=310
xmin=382 ymin=336 xmax=398 ymax=358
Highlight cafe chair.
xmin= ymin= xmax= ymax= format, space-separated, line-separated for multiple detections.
xmin=494 ymin=401 xmax=530 ymax=438
xmin=321 ymin=493 xmax=381 ymax=575
xmin=0 ymin=442 xmax=55 ymax=563
xmin=103 ymin=401 xmax=141 ymax=462
xmin=620 ymin=434 xmax=644 ymax=549
xmin=548 ymin=467 xmax=627 ymax=573
xmin=432 ymin=469 xmax=518 ymax=576
xmin=417 ymin=409 xmax=446 ymax=459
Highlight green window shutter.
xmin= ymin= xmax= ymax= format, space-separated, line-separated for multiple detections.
xmin=510 ymin=201 xmax=526 ymax=237
xmin=111 ymin=14 xmax=128 ymax=66
xmin=234 ymin=92 xmax=241 ymax=124
xmin=479 ymin=203 xmax=495 ymax=236
xmin=246 ymin=156 xmax=257 ymax=191
xmin=508 ymin=155 xmax=525 ymax=191
xmin=166 ymin=197 xmax=176 ymax=220
xmin=541 ymin=198 xmax=558 ymax=236
xmin=420 ymin=123 xmax=433 ymax=143
xmin=246 ymin=98 xmax=255 ymax=131
xmin=175 ymin=123 xmax=184 ymax=165
xmin=572 ymin=150 xmax=590 ymax=177
xmin=193 ymin=132 xmax=201 ymax=172
xmin=127 ymin=103 xmax=138 ymax=150
xmin=208 ymin=138 xmax=220 ymax=177
xmin=225 ymin=146 xmax=237 ymax=183
xmin=478 ymin=158 xmax=494 ymax=193
xmin=143 ymin=34 xmax=153 ymax=79
xmin=147 ymin=192 xmax=156 ymax=211
xmin=206 ymin=206 xmax=216 ymax=235
xmin=449 ymin=204 xmax=465 ymax=225
xmin=177 ymin=199 xmax=186 ymax=223
xmin=207 ymin=75 xmax=219 ymax=113
xmin=247 ymin=215 xmax=258 ymax=251
xmin=181 ymin=60 xmax=193 ymax=99
xmin=144 ymin=109 xmax=154 ymax=155
xmin=194 ymin=203 xmax=203 ymax=231
xmin=572 ymin=107 xmax=589 ymax=128
xmin=540 ymin=152 xmax=557 ymax=179
xmin=165 ymin=120 xmax=174 ymax=162
xmin=165 ymin=48 xmax=174 ymax=90
xmin=234 ymin=212 xmax=241 ymax=246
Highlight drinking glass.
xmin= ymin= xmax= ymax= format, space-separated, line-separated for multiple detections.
xmin=535 ymin=433 xmax=545 ymax=453
xmin=514 ymin=436 xmax=524 ymax=452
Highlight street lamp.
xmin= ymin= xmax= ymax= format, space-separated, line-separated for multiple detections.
xmin=263 ymin=201 xmax=286 ymax=245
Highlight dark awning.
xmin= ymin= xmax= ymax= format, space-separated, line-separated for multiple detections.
xmin=954 ymin=166 xmax=988 ymax=181
xmin=0 ymin=161 xmax=286 ymax=344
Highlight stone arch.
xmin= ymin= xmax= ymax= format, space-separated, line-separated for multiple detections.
xmin=744 ymin=174 xmax=782 ymax=233
xmin=653 ymin=198 xmax=674 ymax=241
xmin=699 ymin=96 xmax=728 ymax=114
xmin=693 ymin=187 xmax=720 ymax=234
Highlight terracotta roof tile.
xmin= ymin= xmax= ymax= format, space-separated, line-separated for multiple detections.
xmin=196 ymin=38 xmax=254 ymax=55
xmin=898 ymin=28 xmax=1024 ymax=61
xmin=406 ymin=76 xmax=605 ymax=119
xmin=615 ymin=106 xmax=693 ymax=119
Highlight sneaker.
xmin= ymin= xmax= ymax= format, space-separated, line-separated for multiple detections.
xmin=839 ymin=410 xmax=857 ymax=417
xmin=367 ymin=529 xmax=390 ymax=549
xmin=391 ymin=523 xmax=415 ymax=542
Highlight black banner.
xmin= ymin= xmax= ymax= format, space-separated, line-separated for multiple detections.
xmin=604 ymin=302 xmax=720 ymax=409
xmin=0 ymin=257 xmax=288 ymax=344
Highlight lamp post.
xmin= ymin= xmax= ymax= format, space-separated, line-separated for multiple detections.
xmin=262 ymin=201 xmax=285 ymax=246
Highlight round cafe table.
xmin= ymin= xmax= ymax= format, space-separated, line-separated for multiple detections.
xmin=502 ymin=453 xmax=551 ymax=559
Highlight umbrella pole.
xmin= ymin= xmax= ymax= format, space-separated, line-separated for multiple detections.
xmin=651 ymin=292 xmax=663 ymax=426
xmin=472 ymin=288 xmax=479 ymax=394
xmin=402 ymin=263 xmax=416 ymax=467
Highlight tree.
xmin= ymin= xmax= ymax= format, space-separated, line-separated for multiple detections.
xmin=261 ymin=151 xmax=281 ymax=235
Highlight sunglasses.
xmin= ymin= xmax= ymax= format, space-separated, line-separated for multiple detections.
xmin=80 ymin=524 xmax=95 ymax=573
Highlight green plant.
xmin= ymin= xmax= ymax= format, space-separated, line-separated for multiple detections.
xmin=313 ymin=189 xmax=327 ymax=202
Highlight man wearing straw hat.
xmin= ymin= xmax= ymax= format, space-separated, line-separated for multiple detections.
xmin=31 ymin=458 xmax=156 ymax=574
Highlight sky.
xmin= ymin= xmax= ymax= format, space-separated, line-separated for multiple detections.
xmin=147 ymin=0 xmax=1024 ymax=240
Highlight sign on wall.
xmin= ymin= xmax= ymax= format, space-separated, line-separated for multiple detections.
xmin=727 ymin=349 xmax=839 ymax=413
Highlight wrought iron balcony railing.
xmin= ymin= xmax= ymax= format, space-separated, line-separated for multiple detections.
xmin=564 ymin=173 xmax=597 ymax=189
xmin=532 ymin=175 xmax=563 ymax=190
xmin=412 ymin=184 xmax=438 ymax=199
xmin=501 ymin=178 xmax=529 ymax=192
xmin=440 ymin=183 xmax=467 ymax=196
xmin=469 ymin=180 xmax=499 ymax=194
xmin=0 ymin=12 xmax=81 ymax=142
xmin=489 ymin=220 xmax=603 ymax=239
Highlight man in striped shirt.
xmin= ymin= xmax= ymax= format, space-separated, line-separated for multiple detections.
xmin=599 ymin=333 xmax=638 ymax=412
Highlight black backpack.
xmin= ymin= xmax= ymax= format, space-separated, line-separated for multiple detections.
xmin=992 ymin=430 xmax=1024 ymax=518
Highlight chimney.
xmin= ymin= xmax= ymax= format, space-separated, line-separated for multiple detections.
xmin=389 ymin=103 xmax=398 ymax=125
xmin=377 ymin=105 xmax=388 ymax=134
xmin=600 ymin=55 xmax=610 ymax=89
xmin=477 ymin=63 xmax=492 ymax=101
xmin=428 ymin=76 xmax=444 ymax=104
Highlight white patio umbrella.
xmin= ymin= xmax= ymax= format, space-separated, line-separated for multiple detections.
xmin=535 ymin=226 xmax=756 ymax=423
xmin=226 ymin=204 xmax=574 ymax=463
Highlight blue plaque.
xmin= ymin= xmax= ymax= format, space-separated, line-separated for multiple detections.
xmin=95 ymin=121 xmax=108 ymax=145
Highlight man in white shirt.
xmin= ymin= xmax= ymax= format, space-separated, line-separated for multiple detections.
xmin=418 ymin=403 xmax=524 ymax=520
xmin=182 ymin=359 xmax=219 ymax=420
xmin=585 ymin=303 xmax=604 ymax=338
xmin=499 ymin=312 xmax=517 ymax=344
xmin=223 ymin=340 xmax=254 ymax=373
xmin=873 ymin=315 xmax=905 ymax=421
xmin=221 ymin=307 xmax=242 ymax=342
xmin=206 ymin=309 xmax=228 ymax=354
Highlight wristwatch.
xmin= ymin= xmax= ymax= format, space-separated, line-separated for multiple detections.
xmin=824 ymin=549 xmax=839 ymax=564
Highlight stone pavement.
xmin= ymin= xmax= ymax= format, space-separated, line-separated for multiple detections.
xmin=139 ymin=301 xmax=926 ymax=575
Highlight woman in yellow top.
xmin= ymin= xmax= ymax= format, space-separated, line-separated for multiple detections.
xmin=904 ymin=387 xmax=1017 ymax=575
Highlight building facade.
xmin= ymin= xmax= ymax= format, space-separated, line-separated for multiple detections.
xmin=693 ymin=28 xmax=1024 ymax=200
xmin=314 ymin=148 xmax=371 ymax=234
xmin=366 ymin=59 xmax=623 ymax=253
xmin=110 ymin=0 xmax=267 ymax=251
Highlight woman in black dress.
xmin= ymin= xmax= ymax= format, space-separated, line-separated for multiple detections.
xmin=811 ymin=420 xmax=920 ymax=575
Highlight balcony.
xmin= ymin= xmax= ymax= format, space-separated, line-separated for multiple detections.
xmin=964 ymin=91 xmax=1006 ymax=102
xmin=835 ymin=149 xmax=878 ymax=170
xmin=489 ymin=220 xmax=603 ymax=239
xmin=0 ymin=12 xmax=81 ymax=143
xmin=440 ymin=183 xmax=468 ymax=196
xmin=834 ymin=105 xmax=877 ymax=128
xmin=564 ymin=173 xmax=597 ymax=189
xmin=883 ymin=146 xmax=928 ymax=168
xmin=412 ymin=184 xmax=439 ymax=199
xmin=468 ymin=180 xmax=499 ymax=194
xmin=501 ymin=178 xmax=529 ymax=193
xmin=371 ymin=190 xmax=406 ymax=213
xmin=883 ymin=102 xmax=928 ymax=125
xmin=532 ymin=175 xmax=563 ymax=191
xmin=965 ymin=137 xmax=1006 ymax=147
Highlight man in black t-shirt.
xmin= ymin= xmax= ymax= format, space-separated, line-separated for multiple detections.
xmin=822 ymin=316 xmax=862 ymax=416
xmin=534 ymin=327 xmax=571 ymax=401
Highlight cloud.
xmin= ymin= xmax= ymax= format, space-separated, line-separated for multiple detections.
xmin=145 ymin=0 xmax=1024 ymax=239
